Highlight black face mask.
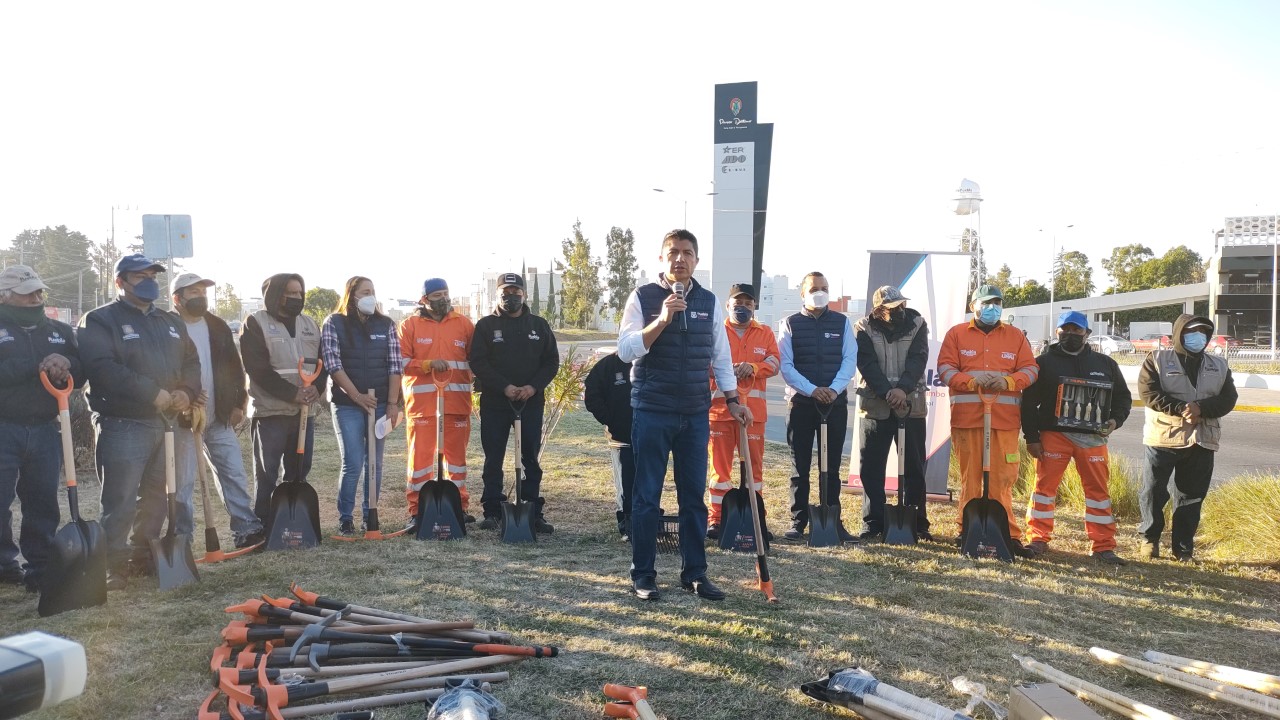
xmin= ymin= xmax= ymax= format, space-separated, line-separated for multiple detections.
xmin=280 ymin=297 xmax=305 ymax=317
xmin=183 ymin=296 xmax=209 ymax=316
xmin=1059 ymin=334 xmax=1086 ymax=353
xmin=429 ymin=298 xmax=450 ymax=316
xmin=0 ymin=304 xmax=46 ymax=327
xmin=890 ymin=307 xmax=906 ymax=323
xmin=500 ymin=295 xmax=523 ymax=314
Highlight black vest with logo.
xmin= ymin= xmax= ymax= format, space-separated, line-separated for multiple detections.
xmin=784 ymin=309 xmax=849 ymax=404
xmin=329 ymin=313 xmax=394 ymax=406
xmin=631 ymin=280 xmax=716 ymax=415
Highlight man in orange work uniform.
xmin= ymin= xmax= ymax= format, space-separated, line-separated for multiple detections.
xmin=399 ymin=278 xmax=475 ymax=530
xmin=937 ymin=284 xmax=1038 ymax=556
xmin=706 ymin=283 xmax=780 ymax=541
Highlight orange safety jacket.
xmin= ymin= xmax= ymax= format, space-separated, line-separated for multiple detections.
xmin=937 ymin=319 xmax=1038 ymax=430
xmin=399 ymin=310 xmax=475 ymax=417
xmin=709 ymin=319 xmax=780 ymax=422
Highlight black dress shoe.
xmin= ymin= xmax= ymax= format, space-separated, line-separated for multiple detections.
xmin=705 ymin=523 xmax=722 ymax=540
xmin=680 ymin=576 xmax=726 ymax=601
xmin=633 ymin=577 xmax=660 ymax=601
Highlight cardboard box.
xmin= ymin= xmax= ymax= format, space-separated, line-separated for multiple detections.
xmin=1009 ymin=682 xmax=1104 ymax=720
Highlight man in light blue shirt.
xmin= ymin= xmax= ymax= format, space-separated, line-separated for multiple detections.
xmin=777 ymin=271 xmax=858 ymax=541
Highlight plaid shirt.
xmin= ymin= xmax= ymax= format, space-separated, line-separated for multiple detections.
xmin=320 ymin=314 xmax=401 ymax=377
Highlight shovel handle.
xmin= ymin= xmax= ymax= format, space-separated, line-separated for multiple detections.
xmin=164 ymin=417 xmax=177 ymax=495
xmin=603 ymin=686 xmax=658 ymax=720
xmin=296 ymin=358 xmax=322 ymax=454
xmin=604 ymin=702 xmax=641 ymax=719
xmin=41 ymin=371 xmax=78 ymax=491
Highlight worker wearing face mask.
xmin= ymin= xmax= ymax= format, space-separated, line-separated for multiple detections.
xmin=706 ymin=283 xmax=779 ymax=540
xmin=1021 ymin=311 xmax=1132 ymax=564
xmin=1136 ymin=313 xmax=1237 ymax=562
xmin=937 ymin=285 xmax=1038 ymax=555
xmin=469 ymin=272 xmax=559 ymax=533
xmin=399 ymin=278 xmax=476 ymax=531
xmin=853 ymin=285 xmax=931 ymax=542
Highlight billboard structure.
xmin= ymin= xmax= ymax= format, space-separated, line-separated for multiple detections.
xmin=846 ymin=250 xmax=972 ymax=500
xmin=711 ymin=82 xmax=773 ymax=302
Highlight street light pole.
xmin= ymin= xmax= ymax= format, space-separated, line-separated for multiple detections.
xmin=652 ymin=188 xmax=716 ymax=229
xmin=1272 ymin=212 xmax=1277 ymax=361
xmin=1041 ymin=224 xmax=1074 ymax=341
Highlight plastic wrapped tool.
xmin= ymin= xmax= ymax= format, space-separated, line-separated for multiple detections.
xmin=427 ymin=680 xmax=503 ymax=720
xmin=951 ymin=676 xmax=1008 ymax=719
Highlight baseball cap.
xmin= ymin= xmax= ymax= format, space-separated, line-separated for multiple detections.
xmin=171 ymin=272 xmax=215 ymax=295
xmin=422 ymin=278 xmax=448 ymax=296
xmin=115 ymin=253 xmax=165 ymax=275
xmin=872 ymin=285 xmax=908 ymax=308
xmin=729 ymin=283 xmax=756 ymax=300
xmin=971 ymin=284 xmax=1003 ymax=303
xmin=0 ymin=265 xmax=50 ymax=294
xmin=497 ymin=272 xmax=525 ymax=290
xmin=1057 ymin=310 xmax=1088 ymax=330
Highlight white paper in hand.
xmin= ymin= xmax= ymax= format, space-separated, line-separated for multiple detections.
xmin=375 ymin=415 xmax=392 ymax=440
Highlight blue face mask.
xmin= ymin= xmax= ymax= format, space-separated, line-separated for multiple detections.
xmin=127 ymin=277 xmax=161 ymax=303
xmin=1182 ymin=332 xmax=1208 ymax=353
xmin=977 ymin=304 xmax=1002 ymax=325
xmin=731 ymin=306 xmax=753 ymax=324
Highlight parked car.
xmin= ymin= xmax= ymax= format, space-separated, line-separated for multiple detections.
xmin=1088 ymin=334 xmax=1135 ymax=355
xmin=1206 ymin=334 xmax=1242 ymax=355
xmin=1130 ymin=333 xmax=1171 ymax=352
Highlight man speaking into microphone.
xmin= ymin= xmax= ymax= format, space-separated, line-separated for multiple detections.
xmin=618 ymin=229 xmax=752 ymax=602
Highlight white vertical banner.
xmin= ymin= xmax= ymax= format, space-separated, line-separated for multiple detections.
xmin=848 ymin=251 xmax=971 ymax=498
xmin=711 ymin=141 xmax=755 ymax=302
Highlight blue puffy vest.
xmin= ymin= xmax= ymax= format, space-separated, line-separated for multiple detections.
xmin=783 ymin=309 xmax=849 ymax=403
xmin=329 ymin=313 xmax=394 ymax=406
xmin=631 ymin=280 xmax=717 ymax=414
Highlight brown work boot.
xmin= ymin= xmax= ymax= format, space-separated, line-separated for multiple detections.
xmin=1091 ymin=550 xmax=1127 ymax=566
xmin=1024 ymin=540 xmax=1049 ymax=558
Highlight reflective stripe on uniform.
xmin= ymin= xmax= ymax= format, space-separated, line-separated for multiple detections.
xmin=709 ymin=481 xmax=735 ymax=492
xmin=952 ymin=394 xmax=1021 ymax=405
xmin=1028 ymin=508 xmax=1055 ymax=519
xmin=446 ymin=462 xmax=467 ymax=474
xmin=938 ymin=363 xmax=959 ymax=383
xmin=411 ymin=466 xmax=435 ymax=479
xmin=410 ymin=384 xmax=437 ymax=394
xmin=1032 ymin=493 xmax=1056 ymax=505
xmin=1084 ymin=513 xmax=1115 ymax=525
xmin=447 ymin=360 xmax=470 ymax=370
xmin=762 ymin=356 xmax=780 ymax=370
xmin=1084 ymin=497 xmax=1112 ymax=510
xmin=410 ymin=382 xmax=471 ymax=394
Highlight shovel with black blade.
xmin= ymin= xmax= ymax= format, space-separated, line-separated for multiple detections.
xmin=808 ymin=402 xmax=842 ymax=548
xmin=192 ymin=407 xmax=261 ymax=562
xmin=718 ymin=378 xmax=757 ymax=553
xmin=417 ymin=369 xmax=465 ymax=540
xmin=961 ymin=387 xmax=1014 ymax=562
xmin=266 ymin=358 xmax=323 ymax=551
xmin=152 ymin=411 xmax=200 ymax=590
xmin=38 ymin=371 xmax=107 ymax=617
xmin=500 ymin=400 xmax=535 ymax=543
xmin=883 ymin=402 xmax=918 ymax=546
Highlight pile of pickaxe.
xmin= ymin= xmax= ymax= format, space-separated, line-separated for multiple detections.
xmin=199 ymin=582 xmax=560 ymax=719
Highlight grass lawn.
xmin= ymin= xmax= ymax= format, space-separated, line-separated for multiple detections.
xmin=3 ymin=410 xmax=1277 ymax=719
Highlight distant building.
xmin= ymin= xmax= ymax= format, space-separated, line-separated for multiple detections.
xmin=1210 ymin=217 xmax=1279 ymax=345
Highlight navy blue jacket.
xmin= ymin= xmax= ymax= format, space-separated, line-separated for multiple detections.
xmin=0 ymin=315 xmax=84 ymax=424
xmin=328 ymin=312 xmax=395 ymax=407
xmin=77 ymin=299 xmax=201 ymax=419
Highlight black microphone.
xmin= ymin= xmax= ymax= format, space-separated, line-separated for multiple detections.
xmin=671 ymin=281 xmax=687 ymax=331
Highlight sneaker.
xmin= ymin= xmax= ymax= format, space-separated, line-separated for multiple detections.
xmin=783 ymin=527 xmax=804 ymax=541
xmin=705 ymin=524 xmax=722 ymax=540
xmin=1139 ymin=541 xmax=1160 ymax=559
xmin=235 ymin=530 xmax=266 ymax=549
xmin=633 ymin=577 xmax=660 ymax=601
xmin=1092 ymin=550 xmax=1127 ymax=566
xmin=1173 ymin=552 xmax=1196 ymax=563
xmin=1024 ymin=540 xmax=1049 ymax=558
xmin=339 ymin=520 xmax=356 ymax=536
xmin=478 ymin=516 xmax=499 ymax=530
xmin=533 ymin=518 xmax=555 ymax=534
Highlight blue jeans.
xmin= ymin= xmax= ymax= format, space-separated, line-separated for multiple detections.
xmin=332 ymin=404 xmax=386 ymax=524
xmin=95 ymin=415 xmax=175 ymax=568
xmin=630 ymin=409 xmax=710 ymax=585
xmin=0 ymin=420 xmax=62 ymax=582
xmin=176 ymin=420 xmax=262 ymax=541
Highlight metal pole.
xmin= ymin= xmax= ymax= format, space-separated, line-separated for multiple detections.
xmin=77 ymin=269 xmax=83 ymax=319
xmin=1048 ymin=232 xmax=1056 ymax=341
xmin=683 ymin=199 xmax=687 ymax=228
xmin=1272 ymin=213 xmax=1277 ymax=361
xmin=165 ymin=215 xmax=175 ymax=310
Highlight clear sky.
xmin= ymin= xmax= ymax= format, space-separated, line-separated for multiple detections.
xmin=3 ymin=0 xmax=1279 ymax=305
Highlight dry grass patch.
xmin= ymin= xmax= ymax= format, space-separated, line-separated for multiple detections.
xmin=2 ymin=412 xmax=1277 ymax=719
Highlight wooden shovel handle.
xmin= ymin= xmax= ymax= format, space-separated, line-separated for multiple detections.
xmin=41 ymin=371 xmax=78 ymax=490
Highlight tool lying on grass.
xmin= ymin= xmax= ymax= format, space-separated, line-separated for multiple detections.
xmin=1014 ymin=654 xmax=1182 ymax=720
xmin=266 ymin=358 xmax=324 ymax=550
xmin=205 ymin=586 xmax=560 ymax=719
xmin=801 ymin=667 xmax=969 ymax=720
xmin=602 ymin=684 xmax=659 ymax=720
xmin=961 ymin=387 xmax=1013 ymax=562
xmin=290 ymin=583 xmax=511 ymax=643
xmin=1142 ymin=650 xmax=1280 ymax=697
xmin=416 ymin=368 xmax=466 ymax=540
xmin=191 ymin=408 xmax=263 ymax=562
xmin=37 ymin=371 xmax=108 ymax=617
xmin=1090 ymin=647 xmax=1280 ymax=718
xmin=882 ymin=402 xmax=917 ymax=546
xmin=333 ymin=390 xmax=407 ymax=542
xmin=152 ymin=411 xmax=200 ymax=590
xmin=809 ymin=401 xmax=842 ymax=548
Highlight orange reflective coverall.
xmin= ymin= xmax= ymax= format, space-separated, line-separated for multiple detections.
xmin=937 ymin=319 xmax=1038 ymax=540
xmin=400 ymin=310 xmax=475 ymax=515
xmin=708 ymin=319 xmax=779 ymax=525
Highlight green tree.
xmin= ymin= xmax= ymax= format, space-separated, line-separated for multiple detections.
xmin=89 ymin=238 xmax=124 ymax=307
xmin=605 ymin=226 xmax=638 ymax=324
xmin=1138 ymin=245 xmax=1205 ymax=288
xmin=560 ymin=221 xmax=603 ymax=329
xmin=1005 ymin=279 xmax=1050 ymax=308
xmin=530 ymin=272 xmax=541 ymax=315
xmin=990 ymin=263 xmax=1014 ymax=294
xmin=1101 ymin=244 xmax=1154 ymax=292
xmin=545 ymin=260 xmax=557 ymax=327
xmin=304 ymin=287 xmax=340 ymax=325
xmin=214 ymin=283 xmax=243 ymax=321
xmin=1055 ymin=250 xmax=1094 ymax=300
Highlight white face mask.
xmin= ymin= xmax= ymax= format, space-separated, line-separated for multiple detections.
xmin=357 ymin=295 xmax=378 ymax=315
xmin=805 ymin=290 xmax=829 ymax=310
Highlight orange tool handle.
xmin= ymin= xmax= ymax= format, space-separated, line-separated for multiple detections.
xmin=603 ymin=684 xmax=647 ymax=703
xmin=604 ymin=702 xmax=640 ymax=718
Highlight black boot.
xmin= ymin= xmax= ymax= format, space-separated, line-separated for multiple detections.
xmin=534 ymin=497 xmax=554 ymax=534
